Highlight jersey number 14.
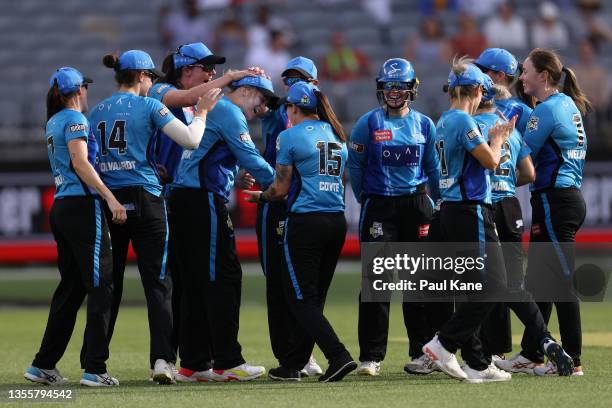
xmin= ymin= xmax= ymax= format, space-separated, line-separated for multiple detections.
xmin=97 ymin=120 xmax=127 ymax=155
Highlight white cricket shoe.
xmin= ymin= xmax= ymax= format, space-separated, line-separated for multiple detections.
xmin=24 ymin=366 xmax=68 ymax=385
xmin=80 ymin=372 xmax=119 ymax=387
xmin=463 ymin=364 xmax=512 ymax=383
xmin=356 ymin=361 xmax=380 ymax=376
xmin=300 ymin=355 xmax=323 ymax=377
xmin=175 ymin=367 xmax=214 ymax=382
xmin=211 ymin=363 xmax=265 ymax=382
xmin=152 ymin=359 xmax=175 ymax=384
xmin=404 ymin=354 xmax=438 ymax=375
xmin=422 ymin=335 xmax=467 ymax=380
xmin=534 ymin=361 xmax=584 ymax=376
xmin=494 ymin=353 xmax=540 ymax=375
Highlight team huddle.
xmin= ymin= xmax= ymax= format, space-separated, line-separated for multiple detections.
xmin=24 ymin=40 xmax=588 ymax=386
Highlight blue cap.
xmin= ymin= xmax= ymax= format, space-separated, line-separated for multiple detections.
xmin=231 ymin=75 xmax=277 ymax=98
xmin=118 ymin=50 xmax=156 ymax=71
xmin=49 ymin=67 xmax=92 ymax=95
xmin=282 ymin=82 xmax=319 ymax=110
xmin=281 ymin=56 xmax=318 ymax=80
xmin=377 ymin=58 xmax=417 ymax=83
xmin=481 ymin=74 xmax=495 ymax=102
xmin=448 ymin=63 xmax=487 ymax=89
xmin=173 ymin=42 xmax=226 ymax=70
xmin=475 ymin=48 xmax=519 ymax=76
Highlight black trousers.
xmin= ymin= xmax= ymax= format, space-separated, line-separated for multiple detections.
xmin=281 ymin=212 xmax=352 ymax=370
xmin=436 ymin=202 xmax=508 ymax=371
xmin=82 ymin=188 xmax=174 ymax=369
xmin=256 ymin=201 xmax=295 ymax=365
xmin=480 ymin=196 xmax=524 ymax=356
xmin=167 ymin=205 xmax=181 ymax=364
xmin=170 ymin=188 xmax=244 ymax=370
xmin=34 ymin=197 xmax=113 ymax=374
xmin=357 ymin=193 xmax=434 ymax=361
xmin=521 ymin=188 xmax=586 ymax=366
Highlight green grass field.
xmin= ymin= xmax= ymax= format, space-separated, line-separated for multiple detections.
xmin=1 ymin=266 xmax=611 ymax=407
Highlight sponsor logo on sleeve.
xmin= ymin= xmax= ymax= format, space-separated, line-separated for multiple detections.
xmin=466 ymin=129 xmax=480 ymax=140
xmin=527 ymin=116 xmax=539 ymax=131
xmin=158 ymin=107 xmax=170 ymax=117
xmin=240 ymin=132 xmax=252 ymax=142
xmin=373 ymin=129 xmax=393 ymax=142
xmin=348 ymin=141 xmax=365 ymax=153
xmin=69 ymin=123 xmax=86 ymax=132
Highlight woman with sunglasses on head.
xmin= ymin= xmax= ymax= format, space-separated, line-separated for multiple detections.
xmin=169 ymin=74 xmax=275 ymax=382
xmin=348 ymin=58 xmax=441 ymax=377
xmin=148 ymin=42 xmax=259 ymax=380
xmin=85 ymin=50 xmax=222 ymax=384
xmin=250 ymin=56 xmax=323 ymax=378
xmin=499 ymin=49 xmax=590 ymax=376
xmin=245 ymin=82 xmax=356 ymax=382
xmin=25 ymin=68 xmax=126 ymax=387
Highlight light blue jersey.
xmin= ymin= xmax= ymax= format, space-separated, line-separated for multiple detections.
xmin=474 ymin=112 xmax=530 ymax=203
xmin=524 ymin=93 xmax=587 ymax=191
xmin=89 ymin=92 xmax=175 ymax=196
xmin=172 ymin=96 xmax=274 ymax=199
xmin=46 ymin=109 xmax=96 ymax=198
xmin=348 ymin=108 xmax=439 ymax=203
xmin=276 ymin=120 xmax=348 ymax=213
xmin=496 ymin=97 xmax=533 ymax=135
xmin=436 ymin=109 xmax=491 ymax=203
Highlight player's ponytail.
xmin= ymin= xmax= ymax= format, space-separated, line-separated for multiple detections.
xmin=448 ymin=56 xmax=480 ymax=102
xmin=156 ymin=53 xmax=181 ymax=87
xmin=561 ymin=66 xmax=591 ymax=116
xmin=46 ymin=83 xmax=74 ymax=121
xmin=527 ymin=48 xmax=591 ymax=116
xmin=314 ymin=90 xmax=347 ymax=142
xmin=102 ymin=53 xmax=140 ymax=86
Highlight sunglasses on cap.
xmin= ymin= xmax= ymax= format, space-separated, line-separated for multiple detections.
xmin=189 ymin=63 xmax=216 ymax=73
xmin=381 ymin=81 xmax=412 ymax=91
xmin=282 ymin=76 xmax=307 ymax=87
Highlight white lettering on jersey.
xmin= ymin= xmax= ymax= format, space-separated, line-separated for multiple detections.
xmin=319 ymin=181 xmax=340 ymax=192
xmin=99 ymin=161 xmax=137 ymax=172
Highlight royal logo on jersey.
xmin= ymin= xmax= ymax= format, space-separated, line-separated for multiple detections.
xmin=527 ymin=116 xmax=539 ymax=131
xmin=158 ymin=107 xmax=169 ymax=117
xmin=69 ymin=124 xmax=86 ymax=132
xmin=466 ymin=129 xmax=480 ymax=140
xmin=418 ymin=224 xmax=430 ymax=238
xmin=370 ymin=222 xmax=383 ymax=238
xmin=373 ymin=129 xmax=393 ymax=142
xmin=348 ymin=141 xmax=364 ymax=153
xmin=381 ymin=145 xmax=420 ymax=166
xmin=240 ymin=133 xmax=252 ymax=143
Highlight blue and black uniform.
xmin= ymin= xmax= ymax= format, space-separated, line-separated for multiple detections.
xmin=32 ymin=103 xmax=113 ymax=375
xmin=349 ymin=106 xmax=439 ymax=362
xmin=520 ymin=92 xmax=587 ymax=367
xmin=256 ymin=103 xmax=295 ymax=364
xmin=276 ymin=115 xmax=354 ymax=371
xmin=87 ymin=90 xmax=177 ymax=368
xmin=169 ymin=95 xmax=274 ymax=371
xmin=474 ymin=111 xmax=531 ymax=357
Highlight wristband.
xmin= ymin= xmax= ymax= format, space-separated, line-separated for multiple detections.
xmin=258 ymin=192 xmax=269 ymax=203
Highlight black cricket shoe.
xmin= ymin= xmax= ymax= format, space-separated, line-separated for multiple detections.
xmin=318 ymin=358 xmax=357 ymax=383
xmin=268 ymin=366 xmax=300 ymax=381
xmin=543 ymin=340 xmax=574 ymax=376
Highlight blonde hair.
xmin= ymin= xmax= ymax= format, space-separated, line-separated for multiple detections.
xmin=479 ymin=83 xmax=512 ymax=108
xmin=448 ymin=56 xmax=480 ymax=102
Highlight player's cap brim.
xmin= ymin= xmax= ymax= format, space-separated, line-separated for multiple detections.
xmin=83 ymin=76 xmax=94 ymax=84
xmin=281 ymin=67 xmax=313 ymax=79
xmin=200 ymin=55 xmax=226 ymax=65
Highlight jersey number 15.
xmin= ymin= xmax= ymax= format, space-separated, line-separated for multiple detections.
xmin=316 ymin=141 xmax=342 ymax=177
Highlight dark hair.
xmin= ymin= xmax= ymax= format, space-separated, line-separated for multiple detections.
xmin=46 ymin=84 xmax=77 ymax=121
xmin=103 ymin=53 xmax=141 ymax=86
xmin=527 ymin=48 xmax=591 ymax=115
xmin=156 ymin=53 xmax=182 ymax=88
xmin=291 ymin=90 xmax=346 ymax=142
xmin=513 ymin=67 xmax=536 ymax=108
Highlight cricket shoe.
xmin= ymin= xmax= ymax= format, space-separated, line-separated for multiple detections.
xmin=211 ymin=363 xmax=265 ymax=382
xmin=269 ymin=366 xmax=301 ymax=381
xmin=175 ymin=367 xmax=214 ymax=382
xmin=422 ymin=335 xmax=467 ymax=380
xmin=152 ymin=359 xmax=175 ymax=384
xmin=534 ymin=361 xmax=584 ymax=376
xmin=356 ymin=361 xmax=380 ymax=376
xmin=542 ymin=340 xmax=574 ymax=376
xmin=494 ymin=353 xmax=540 ymax=375
xmin=300 ymin=355 xmax=323 ymax=377
xmin=319 ymin=357 xmax=357 ymax=382
xmin=24 ymin=366 xmax=68 ymax=385
xmin=80 ymin=372 xmax=119 ymax=387
xmin=463 ymin=364 xmax=512 ymax=383
xmin=404 ymin=354 xmax=438 ymax=375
